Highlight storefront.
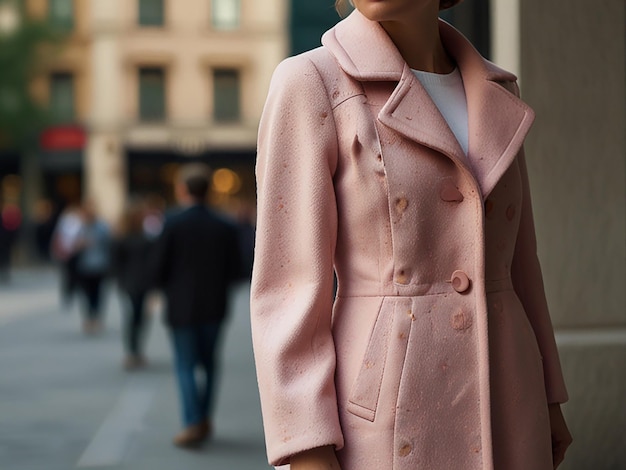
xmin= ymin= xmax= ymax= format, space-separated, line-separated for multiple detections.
xmin=125 ymin=148 xmax=256 ymax=217
xmin=39 ymin=125 xmax=85 ymax=208
xmin=30 ymin=125 xmax=86 ymax=260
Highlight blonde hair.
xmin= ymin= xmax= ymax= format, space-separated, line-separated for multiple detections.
xmin=334 ymin=0 xmax=463 ymax=14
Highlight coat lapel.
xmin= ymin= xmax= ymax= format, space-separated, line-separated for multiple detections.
xmin=376 ymin=64 xmax=468 ymax=167
xmin=322 ymin=11 xmax=536 ymax=198
xmin=439 ymin=21 xmax=535 ymax=197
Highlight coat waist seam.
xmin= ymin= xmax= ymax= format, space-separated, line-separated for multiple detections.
xmin=336 ymin=276 xmax=513 ymax=298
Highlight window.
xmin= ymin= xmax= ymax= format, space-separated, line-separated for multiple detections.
xmin=139 ymin=68 xmax=165 ymax=121
xmin=213 ymin=69 xmax=240 ymax=122
xmin=50 ymin=72 xmax=75 ymax=123
xmin=212 ymin=0 xmax=240 ymax=30
xmin=290 ymin=0 xmax=346 ymax=55
xmin=139 ymin=0 xmax=164 ymax=26
xmin=48 ymin=0 xmax=74 ymax=30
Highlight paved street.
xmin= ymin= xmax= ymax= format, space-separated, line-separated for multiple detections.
xmin=0 ymin=267 xmax=271 ymax=470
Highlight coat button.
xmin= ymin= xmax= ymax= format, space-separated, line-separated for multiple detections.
xmin=506 ymin=204 xmax=516 ymax=221
xmin=451 ymin=270 xmax=471 ymax=293
xmin=440 ymin=181 xmax=464 ymax=202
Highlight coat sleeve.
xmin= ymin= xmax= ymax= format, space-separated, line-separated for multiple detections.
xmin=251 ymin=55 xmax=342 ymax=466
xmin=511 ymin=148 xmax=569 ymax=404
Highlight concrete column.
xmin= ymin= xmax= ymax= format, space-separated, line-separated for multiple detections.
xmin=516 ymin=0 xmax=626 ymax=468
xmin=86 ymin=0 xmax=125 ymax=223
xmin=490 ymin=0 xmax=520 ymax=78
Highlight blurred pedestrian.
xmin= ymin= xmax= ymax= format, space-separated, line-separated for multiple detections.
xmin=250 ymin=1 xmax=571 ymax=469
xmin=50 ymin=203 xmax=83 ymax=306
xmin=73 ymin=201 xmax=111 ymax=334
xmin=0 ymin=202 xmax=21 ymax=282
xmin=141 ymin=193 xmax=166 ymax=240
xmin=112 ymin=198 xmax=154 ymax=370
xmin=152 ymin=163 xmax=241 ymax=448
xmin=34 ymin=198 xmax=56 ymax=262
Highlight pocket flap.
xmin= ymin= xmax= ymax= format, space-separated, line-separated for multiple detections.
xmin=346 ymin=301 xmax=394 ymax=422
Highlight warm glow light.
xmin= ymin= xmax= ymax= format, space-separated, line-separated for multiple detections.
xmin=160 ymin=163 xmax=180 ymax=184
xmin=212 ymin=168 xmax=241 ymax=195
xmin=1 ymin=174 xmax=22 ymax=201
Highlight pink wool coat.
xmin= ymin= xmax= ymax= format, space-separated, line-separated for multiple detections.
xmin=251 ymin=10 xmax=568 ymax=470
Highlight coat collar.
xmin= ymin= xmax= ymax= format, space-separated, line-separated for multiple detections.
xmin=321 ymin=10 xmax=535 ymax=198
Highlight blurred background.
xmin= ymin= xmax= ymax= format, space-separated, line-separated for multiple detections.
xmin=0 ymin=0 xmax=624 ymax=469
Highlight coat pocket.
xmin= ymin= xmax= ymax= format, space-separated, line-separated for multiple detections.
xmin=347 ymin=298 xmax=411 ymax=422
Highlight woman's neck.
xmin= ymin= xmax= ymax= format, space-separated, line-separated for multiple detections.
xmin=379 ymin=10 xmax=454 ymax=74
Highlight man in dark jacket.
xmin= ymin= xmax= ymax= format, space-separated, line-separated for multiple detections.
xmin=152 ymin=163 xmax=240 ymax=448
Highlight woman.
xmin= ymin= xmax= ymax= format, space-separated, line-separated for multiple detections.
xmin=73 ymin=201 xmax=111 ymax=334
xmin=251 ymin=1 xmax=572 ymax=469
xmin=112 ymin=199 xmax=154 ymax=369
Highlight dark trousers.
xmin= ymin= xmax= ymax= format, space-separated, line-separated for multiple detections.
xmin=60 ymin=255 xmax=79 ymax=304
xmin=169 ymin=322 xmax=223 ymax=428
xmin=78 ymin=273 xmax=105 ymax=319
xmin=123 ymin=292 xmax=146 ymax=356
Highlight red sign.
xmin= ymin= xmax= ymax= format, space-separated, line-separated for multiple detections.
xmin=40 ymin=126 xmax=86 ymax=150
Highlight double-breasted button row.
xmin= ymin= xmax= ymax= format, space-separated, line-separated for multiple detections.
xmin=485 ymin=198 xmax=517 ymax=222
xmin=394 ymin=270 xmax=471 ymax=292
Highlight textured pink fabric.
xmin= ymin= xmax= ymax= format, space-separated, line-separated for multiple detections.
xmin=251 ymin=10 xmax=568 ymax=470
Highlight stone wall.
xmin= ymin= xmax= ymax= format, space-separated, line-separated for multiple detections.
xmin=519 ymin=0 xmax=626 ymax=468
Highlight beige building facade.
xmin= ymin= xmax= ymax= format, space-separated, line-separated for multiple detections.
xmin=89 ymin=0 xmax=288 ymax=221
xmin=25 ymin=0 xmax=91 ymax=209
xmin=26 ymin=0 xmax=287 ymax=222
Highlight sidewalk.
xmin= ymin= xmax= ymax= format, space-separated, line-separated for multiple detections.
xmin=0 ymin=267 xmax=271 ymax=470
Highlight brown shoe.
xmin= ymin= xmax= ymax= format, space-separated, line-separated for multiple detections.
xmin=198 ymin=419 xmax=213 ymax=440
xmin=172 ymin=425 xmax=205 ymax=448
xmin=82 ymin=319 xmax=95 ymax=335
xmin=123 ymin=355 xmax=147 ymax=371
xmin=83 ymin=319 xmax=103 ymax=335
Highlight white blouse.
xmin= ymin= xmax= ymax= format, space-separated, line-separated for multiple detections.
xmin=412 ymin=67 xmax=469 ymax=156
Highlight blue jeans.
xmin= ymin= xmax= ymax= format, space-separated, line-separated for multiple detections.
xmin=169 ymin=322 xmax=223 ymax=428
